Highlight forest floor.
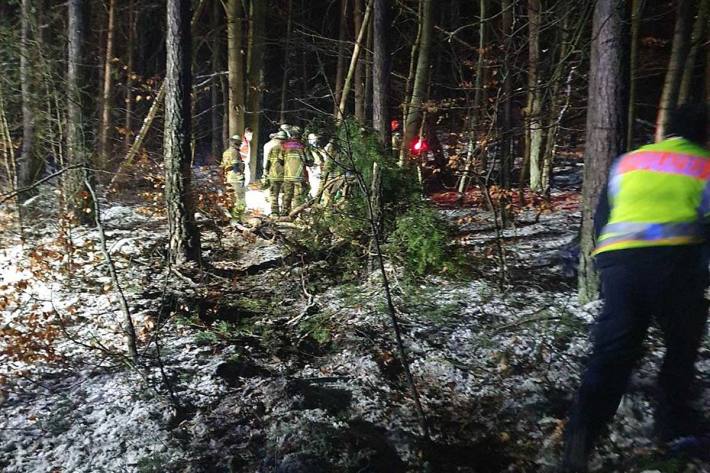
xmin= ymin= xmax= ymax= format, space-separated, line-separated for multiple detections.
xmin=0 ymin=163 xmax=709 ymax=473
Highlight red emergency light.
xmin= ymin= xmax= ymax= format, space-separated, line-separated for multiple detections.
xmin=410 ymin=137 xmax=429 ymax=156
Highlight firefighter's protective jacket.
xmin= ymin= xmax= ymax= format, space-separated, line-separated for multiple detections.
xmin=594 ymin=137 xmax=710 ymax=255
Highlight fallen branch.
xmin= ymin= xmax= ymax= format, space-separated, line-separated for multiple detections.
xmin=0 ymin=164 xmax=82 ymax=206
xmin=85 ymin=179 xmax=139 ymax=363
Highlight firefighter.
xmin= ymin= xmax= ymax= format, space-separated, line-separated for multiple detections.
xmin=306 ymin=133 xmax=327 ymax=198
xmin=562 ymin=104 xmax=710 ymax=472
xmin=221 ymin=134 xmax=246 ymax=219
xmin=281 ymin=128 xmax=311 ymax=215
xmin=265 ymin=130 xmax=288 ymax=216
xmin=262 ymin=131 xmax=280 ymax=184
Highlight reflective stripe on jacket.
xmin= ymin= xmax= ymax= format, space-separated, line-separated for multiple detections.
xmin=594 ymin=138 xmax=710 ymax=255
xmin=283 ymin=139 xmax=306 ymax=182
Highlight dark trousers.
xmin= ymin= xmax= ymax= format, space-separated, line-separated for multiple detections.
xmin=567 ymin=246 xmax=708 ymax=446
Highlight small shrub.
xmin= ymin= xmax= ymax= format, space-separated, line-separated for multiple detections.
xmin=388 ymin=205 xmax=465 ymax=278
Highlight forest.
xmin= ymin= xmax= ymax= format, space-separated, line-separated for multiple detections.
xmin=0 ymin=0 xmax=709 ymax=472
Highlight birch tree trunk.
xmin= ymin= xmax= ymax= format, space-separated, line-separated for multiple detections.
xmin=655 ymin=0 xmax=693 ymax=141
xmin=164 ymin=0 xmax=201 ymax=263
xmin=65 ymin=0 xmax=94 ymax=225
xmin=578 ymin=0 xmax=628 ymax=303
xmin=372 ymin=0 xmax=391 ymax=147
xmin=526 ymin=0 xmax=544 ymax=192
xmin=98 ymin=0 xmax=116 ymax=167
xmin=226 ymin=0 xmax=245 ymax=136
xmin=401 ymin=0 xmax=433 ymax=166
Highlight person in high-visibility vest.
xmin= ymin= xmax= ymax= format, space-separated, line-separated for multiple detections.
xmin=562 ymin=104 xmax=710 ymax=472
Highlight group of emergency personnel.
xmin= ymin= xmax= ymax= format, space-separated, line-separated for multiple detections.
xmin=221 ymin=124 xmax=330 ymax=219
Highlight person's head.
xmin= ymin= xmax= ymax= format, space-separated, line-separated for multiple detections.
xmin=274 ymin=130 xmax=288 ymax=140
xmin=230 ymin=134 xmax=242 ymax=148
xmin=666 ymin=104 xmax=708 ymax=146
xmin=289 ymin=126 xmax=302 ymax=139
xmin=307 ymin=133 xmax=319 ymax=146
xmin=244 ymin=127 xmax=253 ymax=141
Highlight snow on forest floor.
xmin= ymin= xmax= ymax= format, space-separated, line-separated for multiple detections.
xmin=1 ymin=178 xmax=709 ymax=473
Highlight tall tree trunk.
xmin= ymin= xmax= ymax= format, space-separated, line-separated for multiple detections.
xmin=372 ymin=0 xmax=391 ymax=147
xmin=526 ymin=0 xmax=544 ymax=191
xmin=541 ymin=1 xmax=591 ymax=192
xmin=364 ymin=17 xmax=374 ymax=124
xmin=18 ymin=0 xmax=36 ymax=203
xmin=226 ymin=0 xmax=245 ymax=136
xmin=98 ymin=0 xmax=116 ymax=167
xmin=337 ymin=1 xmax=372 ymax=121
xmin=124 ymin=0 xmax=136 ymax=154
xmin=354 ymin=0 xmax=366 ymax=122
xmin=655 ymin=0 xmax=694 ymax=141
xmin=65 ymin=0 xmax=94 ymax=225
xmin=500 ymin=0 xmax=514 ymax=188
xmin=578 ymin=0 xmax=628 ymax=303
xmin=458 ymin=0 xmax=487 ymax=193
xmin=247 ymin=0 xmax=266 ymax=179
xmin=333 ymin=0 xmax=350 ymax=115
xmin=279 ymin=0 xmax=293 ymax=123
xmin=211 ymin=0 xmax=222 ymax=163
xmin=164 ymin=0 xmax=201 ymax=263
xmin=401 ymin=0 xmax=433 ymax=165
xmin=678 ymin=0 xmax=708 ymax=105
xmin=626 ymin=0 xmax=644 ymax=150
xmin=399 ymin=0 xmax=424 ymax=162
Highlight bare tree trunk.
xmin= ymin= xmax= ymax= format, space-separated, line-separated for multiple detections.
xmin=526 ymin=0 xmax=544 ymax=191
xmin=372 ymin=0 xmax=391 ymax=147
xmin=458 ymin=0 xmax=487 ymax=193
xmin=399 ymin=0 xmax=423 ymax=161
xmin=401 ymin=0 xmax=433 ymax=165
xmin=98 ymin=0 xmax=116 ymax=167
xmin=164 ymin=0 xmax=201 ymax=263
xmin=279 ymin=0 xmax=293 ymax=123
xmin=65 ymin=0 xmax=94 ymax=225
xmin=678 ymin=0 xmax=708 ymax=105
xmin=226 ymin=0 xmax=245 ymax=136
xmin=124 ymin=0 xmax=136 ymax=154
xmin=337 ymin=1 xmax=372 ymax=121
xmin=354 ymin=0 xmax=366 ymax=122
xmin=365 ymin=17 xmax=374 ymax=124
xmin=655 ymin=0 xmax=693 ymax=141
xmin=211 ymin=0 xmax=222 ymax=163
xmin=18 ymin=0 xmax=36 ymax=203
xmin=626 ymin=0 xmax=644 ymax=150
xmin=500 ymin=0 xmax=514 ymax=188
xmin=333 ymin=0 xmax=350 ymax=115
xmin=578 ymin=0 xmax=628 ymax=303
xmin=247 ymin=0 xmax=266 ymax=179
